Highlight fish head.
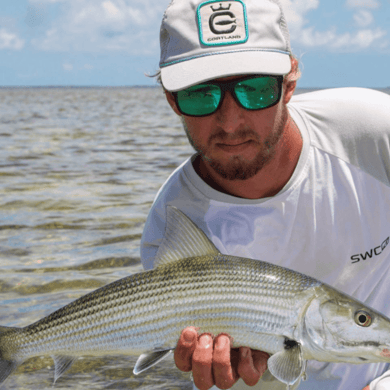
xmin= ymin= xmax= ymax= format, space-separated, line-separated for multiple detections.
xmin=302 ymin=286 xmax=390 ymax=364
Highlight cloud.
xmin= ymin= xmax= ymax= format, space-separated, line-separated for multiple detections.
xmin=280 ymin=0 xmax=320 ymax=38
xmin=102 ymin=1 xmax=120 ymax=17
xmin=346 ymin=0 xmax=380 ymax=8
xmin=279 ymin=0 xmax=387 ymax=52
xmin=63 ymin=63 xmax=74 ymax=71
xmin=28 ymin=0 xmax=388 ymax=56
xmin=353 ymin=9 xmax=374 ymax=26
xmin=349 ymin=29 xmax=388 ymax=49
xmin=29 ymin=0 xmax=67 ymax=3
xmin=31 ymin=0 xmax=167 ymax=54
xmin=0 ymin=28 xmax=25 ymax=50
xmin=299 ymin=26 xmax=387 ymax=50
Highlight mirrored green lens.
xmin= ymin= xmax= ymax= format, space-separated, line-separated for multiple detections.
xmin=176 ymin=84 xmax=221 ymax=116
xmin=235 ymin=77 xmax=279 ymax=110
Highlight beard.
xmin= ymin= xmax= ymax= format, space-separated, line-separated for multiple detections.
xmin=181 ymin=105 xmax=288 ymax=181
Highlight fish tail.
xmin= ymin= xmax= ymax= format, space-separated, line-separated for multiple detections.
xmin=0 ymin=326 xmax=21 ymax=385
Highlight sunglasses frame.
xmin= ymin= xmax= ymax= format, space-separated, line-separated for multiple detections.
xmin=172 ymin=75 xmax=284 ymax=118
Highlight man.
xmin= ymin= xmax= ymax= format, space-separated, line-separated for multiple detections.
xmin=141 ymin=0 xmax=390 ymax=389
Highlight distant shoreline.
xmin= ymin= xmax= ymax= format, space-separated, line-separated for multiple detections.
xmin=0 ymin=85 xmax=389 ymax=94
xmin=0 ymin=85 xmax=160 ymax=89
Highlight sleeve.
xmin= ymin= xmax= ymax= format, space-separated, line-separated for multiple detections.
xmin=291 ymin=88 xmax=390 ymax=187
xmin=370 ymin=371 xmax=390 ymax=390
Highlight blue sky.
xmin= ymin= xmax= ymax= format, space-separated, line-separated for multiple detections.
xmin=1 ymin=0 xmax=389 ymax=88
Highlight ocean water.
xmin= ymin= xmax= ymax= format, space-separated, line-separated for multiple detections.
xmin=0 ymin=87 xmax=193 ymax=389
xmin=1 ymin=86 xmax=389 ymax=389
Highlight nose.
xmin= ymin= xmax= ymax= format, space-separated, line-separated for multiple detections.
xmin=215 ymin=90 xmax=245 ymax=133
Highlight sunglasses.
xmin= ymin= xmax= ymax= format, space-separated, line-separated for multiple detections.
xmin=172 ymin=75 xmax=283 ymax=117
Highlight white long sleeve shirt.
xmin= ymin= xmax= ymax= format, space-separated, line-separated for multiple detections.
xmin=141 ymin=88 xmax=390 ymax=390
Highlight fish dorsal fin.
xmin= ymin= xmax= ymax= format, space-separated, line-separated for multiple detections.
xmin=52 ymin=355 xmax=77 ymax=383
xmin=133 ymin=350 xmax=173 ymax=375
xmin=267 ymin=339 xmax=306 ymax=386
xmin=155 ymin=206 xmax=220 ymax=267
xmin=0 ymin=326 xmax=18 ymax=334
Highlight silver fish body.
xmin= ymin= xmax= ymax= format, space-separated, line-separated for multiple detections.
xmin=1 ymin=206 xmax=390 ymax=387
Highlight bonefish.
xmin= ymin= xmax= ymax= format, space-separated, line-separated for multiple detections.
xmin=1 ymin=206 xmax=390 ymax=387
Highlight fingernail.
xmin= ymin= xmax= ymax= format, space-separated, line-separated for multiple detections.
xmin=199 ymin=335 xmax=212 ymax=348
xmin=216 ymin=335 xmax=229 ymax=349
xmin=241 ymin=348 xmax=249 ymax=358
xmin=183 ymin=331 xmax=196 ymax=344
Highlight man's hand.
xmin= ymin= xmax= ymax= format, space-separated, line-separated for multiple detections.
xmin=362 ymin=386 xmax=370 ymax=390
xmin=174 ymin=327 xmax=269 ymax=390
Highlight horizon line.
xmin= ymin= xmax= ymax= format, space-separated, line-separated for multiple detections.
xmin=0 ymin=85 xmax=389 ymax=90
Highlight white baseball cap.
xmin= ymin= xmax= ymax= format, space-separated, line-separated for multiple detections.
xmin=159 ymin=0 xmax=292 ymax=91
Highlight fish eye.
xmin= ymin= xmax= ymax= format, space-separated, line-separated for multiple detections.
xmin=354 ymin=310 xmax=372 ymax=327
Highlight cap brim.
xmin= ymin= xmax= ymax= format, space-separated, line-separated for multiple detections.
xmin=161 ymin=51 xmax=291 ymax=91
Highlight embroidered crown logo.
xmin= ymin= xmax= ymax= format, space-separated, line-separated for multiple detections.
xmin=197 ymin=0 xmax=248 ymax=46
xmin=211 ymin=3 xmax=232 ymax=12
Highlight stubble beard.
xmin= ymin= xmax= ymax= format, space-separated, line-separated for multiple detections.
xmin=181 ymin=106 xmax=288 ymax=181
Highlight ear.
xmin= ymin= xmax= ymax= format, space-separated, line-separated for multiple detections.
xmin=164 ymin=90 xmax=182 ymax=117
xmin=283 ymin=80 xmax=296 ymax=105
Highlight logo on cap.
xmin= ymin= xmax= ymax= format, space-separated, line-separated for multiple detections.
xmin=197 ymin=0 xmax=248 ymax=46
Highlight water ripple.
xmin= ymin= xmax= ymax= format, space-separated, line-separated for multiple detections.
xmin=0 ymin=87 xmax=194 ymax=388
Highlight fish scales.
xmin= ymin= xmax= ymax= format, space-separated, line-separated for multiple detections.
xmin=2 ymin=206 xmax=390 ymax=387
xmin=4 ymin=255 xmax=318 ymax=363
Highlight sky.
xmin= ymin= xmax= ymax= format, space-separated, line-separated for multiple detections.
xmin=0 ymin=0 xmax=389 ymax=88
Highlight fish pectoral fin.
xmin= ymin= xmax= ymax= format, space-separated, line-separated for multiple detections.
xmin=133 ymin=349 xmax=173 ymax=375
xmin=52 ymin=355 xmax=77 ymax=383
xmin=267 ymin=341 xmax=306 ymax=386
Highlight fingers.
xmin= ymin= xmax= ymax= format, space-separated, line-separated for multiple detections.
xmin=213 ymin=334 xmax=238 ymax=389
xmin=174 ymin=327 xmax=269 ymax=390
xmin=175 ymin=330 xmax=235 ymax=390
xmin=192 ymin=333 xmax=214 ymax=390
xmin=174 ymin=326 xmax=198 ymax=372
xmin=237 ymin=347 xmax=269 ymax=386
xmin=251 ymin=349 xmax=269 ymax=376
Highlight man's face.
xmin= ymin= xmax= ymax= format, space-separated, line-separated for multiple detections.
xmin=168 ymin=75 xmax=291 ymax=181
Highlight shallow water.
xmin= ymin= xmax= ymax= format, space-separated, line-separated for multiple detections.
xmin=0 ymin=86 xmax=193 ymax=389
